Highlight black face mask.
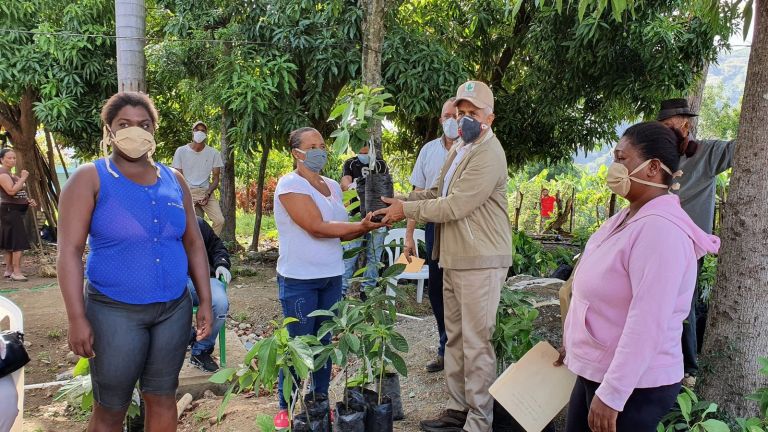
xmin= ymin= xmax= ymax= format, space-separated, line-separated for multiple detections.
xmin=459 ymin=116 xmax=483 ymax=143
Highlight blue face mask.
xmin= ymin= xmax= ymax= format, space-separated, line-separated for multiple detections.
xmin=296 ymin=148 xmax=328 ymax=173
xmin=357 ymin=154 xmax=371 ymax=165
xmin=459 ymin=116 xmax=485 ymax=143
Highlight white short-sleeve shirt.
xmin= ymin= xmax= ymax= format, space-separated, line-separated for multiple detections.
xmin=172 ymin=145 xmax=224 ymax=189
xmin=274 ymin=172 xmax=349 ymax=279
xmin=410 ymin=137 xmax=450 ymax=190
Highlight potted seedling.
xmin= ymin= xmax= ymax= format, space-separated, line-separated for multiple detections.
xmin=328 ymin=85 xmax=395 ymax=219
xmin=310 ymin=299 xmax=368 ymax=432
xmin=491 ymin=289 xmax=558 ymax=432
xmin=211 ymin=317 xmax=327 ymax=431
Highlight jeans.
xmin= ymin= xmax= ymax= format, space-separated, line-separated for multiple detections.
xmin=187 ymin=277 xmax=229 ymax=356
xmin=682 ymin=258 xmax=704 ymax=375
xmin=341 ymin=227 xmax=387 ymax=295
xmin=277 ymin=274 xmax=342 ymax=409
xmin=566 ymin=376 xmax=680 ymax=432
xmin=425 ymin=223 xmax=447 ymax=357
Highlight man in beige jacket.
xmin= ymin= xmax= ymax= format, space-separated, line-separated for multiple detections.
xmin=375 ymin=81 xmax=511 ymax=432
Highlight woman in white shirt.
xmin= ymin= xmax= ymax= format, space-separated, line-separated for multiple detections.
xmin=272 ymin=127 xmax=384 ymax=427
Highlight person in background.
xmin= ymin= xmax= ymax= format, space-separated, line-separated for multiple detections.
xmin=57 ymin=92 xmax=212 ymax=432
xmin=188 ymin=216 xmax=231 ymax=373
xmin=172 ymin=121 xmax=225 ymax=234
xmin=374 ymin=81 xmax=512 ymax=432
xmin=0 ymin=149 xmax=37 ymax=281
xmin=539 ymin=188 xmax=557 ymax=233
xmin=339 ymin=145 xmax=389 ymax=297
xmin=556 ymin=122 xmax=720 ymax=432
xmin=272 ymin=127 xmax=385 ymax=428
xmin=657 ymin=98 xmax=736 ymax=386
xmin=405 ymin=97 xmax=458 ymax=373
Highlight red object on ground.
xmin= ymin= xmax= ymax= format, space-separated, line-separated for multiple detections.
xmin=541 ymin=195 xmax=557 ymax=217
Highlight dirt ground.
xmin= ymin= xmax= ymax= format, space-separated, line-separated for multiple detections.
xmin=8 ymin=249 xmax=565 ymax=432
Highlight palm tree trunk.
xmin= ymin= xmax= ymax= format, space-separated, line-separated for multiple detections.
xmin=115 ymin=0 xmax=146 ymax=92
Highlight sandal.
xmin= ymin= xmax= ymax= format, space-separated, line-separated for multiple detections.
xmin=9 ymin=274 xmax=27 ymax=281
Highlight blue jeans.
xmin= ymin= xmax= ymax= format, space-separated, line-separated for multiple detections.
xmin=187 ymin=278 xmax=229 ymax=356
xmin=425 ymin=223 xmax=447 ymax=357
xmin=277 ymin=274 xmax=342 ymax=409
xmin=341 ymin=227 xmax=387 ymax=295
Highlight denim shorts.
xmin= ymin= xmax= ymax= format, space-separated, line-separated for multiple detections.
xmin=85 ymin=283 xmax=192 ymax=409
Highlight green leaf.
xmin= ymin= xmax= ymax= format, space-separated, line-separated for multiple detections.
xmin=256 ymin=414 xmax=277 ymax=432
xmin=578 ymin=0 xmax=590 ymax=21
xmin=677 ymin=393 xmax=692 ymax=423
xmin=283 ymin=317 xmax=299 ymax=326
xmin=73 ymin=357 xmax=90 ymax=377
xmin=328 ymin=103 xmax=348 ymax=120
xmin=388 ymin=351 xmax=408 ymax=377
xmin=743 ymin=0 xmax=754 ymax=42
xmin=308 ymin=310 xmax=336 ymax=318
xmin=377 ymin=105 xmax=395 ymax=114
xmin=218 ymin=385 xmax=235 ymax=422
xmin=333 ymin=129 xmax=350 ymax=154
xmin=343 ymin=246 xmax=366 ymax=259
xmin=382 ymin=263 xmax=406 ymax=279
xmin=698 ymin=419 xmax=730 ymax=432
xmin=209 ymin=367 xmax=237 ymax=384
xmin=389 ymin=331 xmax=409 ymax=352
xmin=347 ymin=333 xmax=361 ymax=352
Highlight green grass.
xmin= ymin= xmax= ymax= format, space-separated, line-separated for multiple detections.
xmin=235 ymin=210 xmax=277 ymax=246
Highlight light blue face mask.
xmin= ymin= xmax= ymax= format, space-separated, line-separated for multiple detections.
xmin=295 ymin=148 xmax=328 ymax=173
xmin=357 ymin=154 xmax=371 ymax=165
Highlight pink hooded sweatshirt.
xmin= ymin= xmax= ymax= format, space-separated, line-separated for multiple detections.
xmin=564 ymin=194 xmax=720 ymax=412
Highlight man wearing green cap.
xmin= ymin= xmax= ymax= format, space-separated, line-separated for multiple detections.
xmin=374 ymin=80 xmax=511 ymax=432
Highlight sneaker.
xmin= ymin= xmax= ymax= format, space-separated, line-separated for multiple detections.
xmin=425 ymin=356 xmax=444 ymax=373
xmin=274 ymin=409 xmax=290 ymax=429
xmin=419 ymin=409 xmax=467 ymax=431
xmin=190 ymin=351 xmax=220 ymax=373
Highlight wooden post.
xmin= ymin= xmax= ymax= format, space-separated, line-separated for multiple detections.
xmin=569 ymin=189 xmax=575 ymax=233
xmin=608 ymin=193 xmax=617 ymax=217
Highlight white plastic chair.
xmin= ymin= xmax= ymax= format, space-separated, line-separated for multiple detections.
xmin=0 ymin=295 xmax=24 ymax=432
xmin=382 ymin=228 xmax=429 ymax=303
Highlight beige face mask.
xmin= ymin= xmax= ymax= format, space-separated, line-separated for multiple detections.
xmin=606 ymin=159 xmax=682 ymax=197
xmin=101 ymin=126 xmax=160 ymax=178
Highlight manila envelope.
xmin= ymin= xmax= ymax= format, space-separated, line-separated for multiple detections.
xmin=489 ymin=341 xmax=576 ymax=432
xmin=395 ymin=253 xmax=426 ymax=274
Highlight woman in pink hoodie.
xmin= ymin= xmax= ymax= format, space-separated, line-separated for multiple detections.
xmin=561 ymin=122 xmax=720 ymax=432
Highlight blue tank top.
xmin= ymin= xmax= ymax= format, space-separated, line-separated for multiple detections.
xmin=86 ymin=159 xmax=188 ymax=304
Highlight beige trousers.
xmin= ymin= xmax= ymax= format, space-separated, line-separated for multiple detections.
xmin=443 ymin=267 xmax=507 ymax=432
xmin=190 ymin=187 xmax=224 ymax=235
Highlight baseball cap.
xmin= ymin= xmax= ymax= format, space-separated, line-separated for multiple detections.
xmin=192 ymin=121 xmax=208 ymax=131
xmin=454 ymin=81 xmax=494 ymax=112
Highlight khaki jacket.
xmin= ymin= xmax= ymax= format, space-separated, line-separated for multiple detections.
xmin=403 ymin=131 xmax=512 ymax=270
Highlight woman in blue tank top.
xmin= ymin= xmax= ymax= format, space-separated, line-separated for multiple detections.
xmin=57 ymin=92 xmax=213 ymax=431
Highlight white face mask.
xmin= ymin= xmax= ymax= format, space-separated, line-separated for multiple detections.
xmin=193 ymin=131 xmax=207 ymax=143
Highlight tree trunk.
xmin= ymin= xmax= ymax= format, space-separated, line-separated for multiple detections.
xmin=513 ymin=190 xmax=523 ymax=231
xmin=608 ymin=193 xmax=617 ymax=217
xmin=0 ymin=88 xmax=48 ymax=244
xmin=54 ymin=135 xmax=69 ymax=179
xmin=250 ymin=142 xmax=271 ymax=252
xmin=699 ymin=3 xmax=768 ymax=417
xmin=115 ymin=0 xmax=146 ymax=92
xmin=219 ymin=108 xmax=237 ymax=246
xmin=361 ymin=0 xmax=385 ymax=156
xmin=44 ymin=128 xmax=61 ymax=196
xmin=687 ymin=62 xmax=710 ymax=139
